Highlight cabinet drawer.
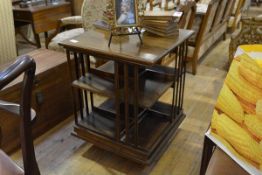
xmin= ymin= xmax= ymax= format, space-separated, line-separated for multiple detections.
xmin=13 ymin=11 xmax=32 ymax=22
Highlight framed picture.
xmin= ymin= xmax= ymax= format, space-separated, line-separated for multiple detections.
xmin=114 ymin=0 xmax=138 ymax=27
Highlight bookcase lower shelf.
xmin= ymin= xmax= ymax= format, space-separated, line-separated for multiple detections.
xmin=72 ymin=101 xmax=186 ymax=164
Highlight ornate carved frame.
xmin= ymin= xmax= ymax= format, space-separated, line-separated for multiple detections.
xmin=229 ymin=16 xmax=262 ymax=63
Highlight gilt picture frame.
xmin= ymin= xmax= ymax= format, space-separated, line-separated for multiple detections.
xmin=114 ymin=0 xmax=139 ymax=27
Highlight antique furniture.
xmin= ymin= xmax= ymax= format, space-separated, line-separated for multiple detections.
xmin=59 ymin=28 xmax=194 ymax=164
xmin=46 ymin=0 xmax=108 ymax=66
xmin=228 ymin=0 xmax=246 ymax=32
xmin=229 ymin=16 xmax=262 ymax=64
xmin=0 ymin=56 xmax=40 ymax=175
xmin=176 ymin=1 xmax=196 ymax=30
xmin=188 ymin=0 xmax=235 ymax=74
xmin=13 ymin=0 xmax=72 ymax=48
xmin=0 ymin=49 xmax=74 ymax=153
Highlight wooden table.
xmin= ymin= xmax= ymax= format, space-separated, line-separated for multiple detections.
xmin=13 ymin=1 xmax=72 ymax=48
xmin=59 ymin=29 xmax=194 ymax=164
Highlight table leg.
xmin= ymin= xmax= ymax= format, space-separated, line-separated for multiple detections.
xmin=73 ymin=52 xmax=84 ymax=120
xmin=79 ymin=53 xmax=89 ymax=117
xmin=134 ymin=65 xmax=139 ymax=146
xmin=34 ymin=33 xmax=41 ymax=48
xmin=66 ymin=50 xmax=78 ymax=125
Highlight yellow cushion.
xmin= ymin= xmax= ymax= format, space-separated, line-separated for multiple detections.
xmin=210 ymin=51 xmax=262 ymax=174
xmin=238 ymin=45 xmax=262 ymax=66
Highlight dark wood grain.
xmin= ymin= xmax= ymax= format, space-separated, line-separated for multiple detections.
xmin=0 ymin=49 xmax=74 ymax=154
xmin=61 ymin=29 xmax=192 ymax=164
xmin=59 ymin=29 xmax=194 ymax=66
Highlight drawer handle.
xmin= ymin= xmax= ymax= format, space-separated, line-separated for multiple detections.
xmin=35 ymin=92 xmax=44 ymax=106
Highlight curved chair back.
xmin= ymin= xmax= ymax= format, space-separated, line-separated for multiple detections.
xmin=81 ymin=0 xmax=108 ymax=30
xmin=0 ymin=56 xmax=40 ymax=175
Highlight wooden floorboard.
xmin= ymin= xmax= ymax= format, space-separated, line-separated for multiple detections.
xmin=10 ymin=38 xmax=229 ymax=175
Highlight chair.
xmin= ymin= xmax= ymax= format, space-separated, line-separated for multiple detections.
xmin=187 ymin=0 xmax=235 ymax=74
xmin=46 ymin=0 xmax=109 ymax=66
xmin=229 ymin=16 xmax=262 ymax=63
xmin=228 ymin=0 xmax=246 ymax=32
xmin=0 ymin=56 xmax=40 ymax=175
xmin=178 ymin=1 xmax=196 ymax=29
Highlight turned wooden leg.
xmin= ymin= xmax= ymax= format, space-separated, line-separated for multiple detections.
xmin=192 ymin=57 xmax=197 ymax=75
xmin=223 ymin=32 xmax=226 ymax=41
xmin=200 ymin=136 xmax=215 ymax=175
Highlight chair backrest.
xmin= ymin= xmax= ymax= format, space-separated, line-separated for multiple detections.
xmin=178 ymin=1 xmax=196 ymax=29
xmin=211 ymin=0 xmax=228 ymax=27
xmin=232 ymin=0 xmax=245 ymax=16
xmin=202 ymin=0 xmax=220 ymax=35
xmin=194 ymin=0 xmax=220 ymax=44
xmin=0 ymin=56 xmax=39 ymax=175
xmin=222 ymin=0 xmax=235 ymax=23
xmin=72 ymin=0 xmax=84 ymax=15
xmin=230 ymin=0 xmax=246 ymax=31
xmin=81 ymin=0 xmax=108 ymax=30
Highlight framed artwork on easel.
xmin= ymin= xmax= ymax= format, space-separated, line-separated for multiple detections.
xmin=114 ymin=0 xmax=139 ymax=27
xmin=108 ymin=0 xmax=143 ymax=46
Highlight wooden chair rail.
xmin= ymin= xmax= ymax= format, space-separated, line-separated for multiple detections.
xmin=0 ymin=56 xmax=40 ymax=175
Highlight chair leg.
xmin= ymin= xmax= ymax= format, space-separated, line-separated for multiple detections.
xmin=223 ymin=32 xmax=226 ymax=41
xmin=200 ymin=136 xmax=215 ymax=175
xmin=192 ymin=58 xmax=197 ymax=75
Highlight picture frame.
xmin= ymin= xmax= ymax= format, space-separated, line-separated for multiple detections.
xmin=114 ymin=0 xmax=139 ymax=27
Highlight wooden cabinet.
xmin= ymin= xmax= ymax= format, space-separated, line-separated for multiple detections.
xmin=0 ymin=49 xmax=74 ymax=153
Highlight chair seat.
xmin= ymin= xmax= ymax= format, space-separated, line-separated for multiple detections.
xmin=205 ymin=148 xmax=249 ymax=175
xmin=48 ymin=28 xmax=98 ymax=64
xmin=48 ymin=28 xmax=85 ymax=52
xmin=0 ymin=150 xmax=24 ymax=175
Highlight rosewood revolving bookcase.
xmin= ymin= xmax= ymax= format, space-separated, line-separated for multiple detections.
xmin=59 ymin=29 xmax=194 ymax=164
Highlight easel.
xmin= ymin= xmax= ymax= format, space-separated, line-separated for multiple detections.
xmin=108 ymin=27 xmax=143 ymax=47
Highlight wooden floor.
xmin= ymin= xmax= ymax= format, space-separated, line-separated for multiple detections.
xmin=11 ymin=38 xmax=229 ymax=175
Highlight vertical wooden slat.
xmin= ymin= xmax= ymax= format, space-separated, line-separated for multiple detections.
xmin=124 ymin=64 xmax=129 ymax=143
xmin=134 ymin=65 xmax=139 ymax=146
xmin=0 ymin=1 xmax=17 ymax=64
xmin=114 ymin=61 xmax=120 ymax=141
